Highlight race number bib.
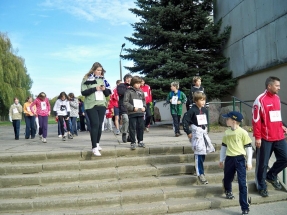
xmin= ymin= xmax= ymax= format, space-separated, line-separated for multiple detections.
xmin=95 ymin=91 xmax=104 ymax=100
xmin=171 ymin=96 xmax=178 ymax=105
xmin=13 ymin=108 xmax=19 ymax=114
xmin=27 ymin=106 xmax=31 ymax=112
xmin=269 ymin=111 xmax=282 ymax=122
xmin=133 ymin=99 xmax=143 ymax=108
xmin=41 ymin=102 xmax=46 ymax=110
xmin=144 ymin=92 xmax=148 ymax=97
xmin=196 ymin=114 xmax=207 ymax=125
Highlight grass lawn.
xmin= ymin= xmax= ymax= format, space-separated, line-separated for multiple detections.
xmin=0 ymin=117 xmax=57 ymax=126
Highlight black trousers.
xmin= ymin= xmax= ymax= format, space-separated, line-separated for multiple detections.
xmin=58 ymin=115 xmax=70 ymax=135
xmin=145 ymin=103 xmax=151 ymax=128
xmin=79 ymin=115 xmax=86 ymax=131
xmin=129 ymin=116 xmax=144 ymax=143
xmin=255 ymin=138 xmax=287 ymax=190
xmin=86 ymin=106 xmax=106 ymax=149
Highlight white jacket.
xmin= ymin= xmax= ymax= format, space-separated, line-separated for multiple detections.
xmin=189 ymin=125 xmax=215 ymax=155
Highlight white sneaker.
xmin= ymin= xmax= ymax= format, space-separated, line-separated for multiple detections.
xmin=97 ymin=143 xmax=102 ymax=151
xmin=115 ymin=130 xmax=120 ymax=135
xmin=58 ymin=135 xmax=62 ymax=138
xmin=39 ymin=135 xmax=42 ymax=140
xmin=92 ymin=148 xmax=101 ymax=156
xmin=42 ymin=138 xmax=47 ymax=143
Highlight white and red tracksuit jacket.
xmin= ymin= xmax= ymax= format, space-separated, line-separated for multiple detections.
xmin=140 ymin=84 xmax=152 ymax=104
xmin=252 ymin=90 xmax=285 ymax=141
xmin=110 ymin=87 xmax=119 ymax=108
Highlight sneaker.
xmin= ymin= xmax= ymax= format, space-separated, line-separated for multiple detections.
xmin=92 ymin=148 xmax=101 ymax=156
xmin=42 ymin=138 xmax=47 ymax=143
xmin=39 ymin=135 xmax=42 ymax=140
xmin=266 ymin=177 xmax=282 ymax=190
xmin=122 ymin=133 xmax=127 ymax=143
xmin=62 ymin=136 xmax=66 ymax=141
xmin=97 ymin=143 xmax=102 ymax=151
xmin=68 ymin=134 xmax=73 ymax=139
xmin=58 ymin=135 xmax=62 ymax=138
xmin=115 ymin=130 xmax=120 ymax=135
xmin=258 ymin=189 xmax=269 ymax=197
xmin=127 ymin=135 xmax=131 ymax=142
xmin=225 ymin=191 xmax=235 ymax=199
xmin=131 ymin=143 xmax=136 ymax=150
xmin=145 ymin=127 xmax=149 ymax=132
xmin=175 ymin=133 xmax=180 ymax=137
xmin=242 ymin=209 xmax=249 ymax=214
xmin=138 ymin=142 xmax=145 ymax=148
xmin=198 ymin=174 xmax=208 ymax=184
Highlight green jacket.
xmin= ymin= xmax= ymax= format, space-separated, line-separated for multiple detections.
xmin=81 ymin=77 xmax=110 ymax=110
xmin=166 ymin=90 xmax=187 ymax=115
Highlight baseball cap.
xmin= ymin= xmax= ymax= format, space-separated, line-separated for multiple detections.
xmin=222 ymin=111 xmax=243 ymax=122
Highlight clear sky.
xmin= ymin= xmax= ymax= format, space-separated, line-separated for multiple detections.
xmin=0 ymin=0 xmax=137 ymax=99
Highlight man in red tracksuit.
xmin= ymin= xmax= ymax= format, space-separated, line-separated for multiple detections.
xmin=140 ymin=79 xmax=153 ymax=132
xmin=252 ymin=76 xmax=287 ymax=197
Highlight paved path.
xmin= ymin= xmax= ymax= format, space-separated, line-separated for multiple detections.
xmin=1 ymin=123 xmax=287 ymax=215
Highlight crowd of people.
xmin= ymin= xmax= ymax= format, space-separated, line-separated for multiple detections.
xmin=8 ymin=62 xmax=287 ymax=215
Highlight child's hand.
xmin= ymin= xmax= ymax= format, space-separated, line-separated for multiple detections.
xmin=170 ymin=99 xmax=172 ymax=103
xmin=141 ymin=107 xmax=146 ymax=112
xmin=134 ymin=107 xmax=138 ymax=112
xmin=219 ymin=162 xmax=224 ymax=168
xmin=246 ymin=164 xmax=252 ymax=171
xmin=177 ymin=101 xmax=181 ymax=104
xmin=187 ymin=133 xmax=192 ymax=139
xmin=65 ymin=117 xmax=69 ymax=120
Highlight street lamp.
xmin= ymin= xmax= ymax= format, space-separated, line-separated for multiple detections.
xmin=119 ymin=43 xmax=125 ymax=81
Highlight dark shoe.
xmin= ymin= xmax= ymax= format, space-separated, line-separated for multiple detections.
xmin=225 ymin=191 xmax=235 ymax=199
xmin=122 ymin=133 xmax=127 ymax=143
xmin=175 ymin=133 xmax=180 ymax=137
xmin=62 ymin=136 xmax=66 ymax=141
xmin=258 ymin=189 xmax=269 ymax=197
xmin=266 ymin=178 xmax=282 ymax=190
xmin=138 ymin=142 xmax=145 ymax=148
xmin=15 ymin=138 xmax=19 ymax=140
xmin=127 ymin=135 xmax=131 ymax=142
xmin=131 ymin=143 xmax=136 ymax=150
xmin=25 ymin=137 xmax=29 ymax=139
xmin=31 ymin=136 xmax=35 ymax=139
xmin=242 ymin=209 xmax=249 ymax=214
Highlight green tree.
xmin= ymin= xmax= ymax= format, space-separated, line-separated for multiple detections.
xmin=122 ymin=0 xmax=237 ymax=100
xmin=0 ymin=33 xmax=33 ymax=117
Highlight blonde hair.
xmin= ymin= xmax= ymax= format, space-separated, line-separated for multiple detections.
xmin=84 ymin=62 xmax=105 ymax=79
xmin=193 ymin=92 xmax=206 ymax=102
xmin=171 ymin=81 xmax=179 ymax=89
xmin=193 ymin=76 xmax=201 ymax=84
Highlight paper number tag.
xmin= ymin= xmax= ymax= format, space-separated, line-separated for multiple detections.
xmin=95 ymin=91 xmax=104 ymax=100
xmin=196 ymin=114 xmax=207 ymax=125
xmin=133 ymin=99 xmax=143 ymax=108
xmin=144 ymin=92 xmax=148 ymax=97
xmin=269 ymin=111 xmax=282 ymax=122
xmin=27 ymin=106 xmax=31 ymax=112
xmin=171 ymin=96 xmax=178 ymax=104
xmin=41 ymin=102 xmax=46 ymax=110
xmin=13 ymin=108 xmax=19 ymax=114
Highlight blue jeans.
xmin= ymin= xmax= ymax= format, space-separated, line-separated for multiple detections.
xmin=172 ymin=114 xmax=181 ymax=134
xmin=70 ymin=117 xmax=78 ymax=135
xmin=12 ymin=120 xmax=21 ymax=139
xmin=25 ymin=115 xmax=36 ymax=138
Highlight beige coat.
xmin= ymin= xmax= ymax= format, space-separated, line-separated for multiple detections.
xmin=9 ymin=103 xmax=23 ymax=120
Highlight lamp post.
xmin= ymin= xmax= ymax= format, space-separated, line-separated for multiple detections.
xmin=119 ymin=43 xmax=125 ymax=81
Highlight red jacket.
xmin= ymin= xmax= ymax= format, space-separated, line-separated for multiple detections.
xmin=140 ymin=84 xmax=152 ymax=104
xmin=252 ymin=90 xmax=285 ymax=141
xmin=110 ymin=87 xmax=119 ymax=108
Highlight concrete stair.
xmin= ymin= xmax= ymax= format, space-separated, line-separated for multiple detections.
xmin=0 ymin=144 xmax=287 ymax=214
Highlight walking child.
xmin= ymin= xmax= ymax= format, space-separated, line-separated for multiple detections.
xmin=166 ymin=81 xmax=187 ymax=137
xmin=182 ymin=92 xmax=215 ymax=184
xmin=23 ymin=96 xmax=36 ymax=139
xmin=123 ymin=76 xmax=146 ymax=150
xmin=30 ymin=92 xmax=50 ymax=143
xmin=220 ymin=111 xmax=253 ymax=215
xmin=9 ymin=97 xmax=23 ymax=140
xmin=105 ymin=100 xmax=113 ymax=132
xmin=53 ymin=92 xmax=72 ymax=141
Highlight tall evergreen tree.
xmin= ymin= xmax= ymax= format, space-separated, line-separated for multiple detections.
xmin=122 ymin=0 xmax=237 ymax=100
xmin=0 ymin=33 xmax=33 ymax=117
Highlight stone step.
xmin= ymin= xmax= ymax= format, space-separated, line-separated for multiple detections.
xmin=0 ymin=144 xmax=222 ymax=164
xmin=1 ymin=182 xmax=286 ymax=214
xmin=0 ymin=169 xmax=261 ymax=200
xmin=0 ymin=153 xmax=223 ymax=175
